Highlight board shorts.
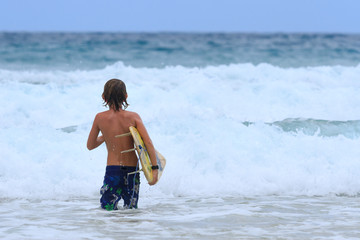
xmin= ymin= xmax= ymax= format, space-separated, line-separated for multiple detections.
xmin=100 ymin=165 xmax=140 ymax=210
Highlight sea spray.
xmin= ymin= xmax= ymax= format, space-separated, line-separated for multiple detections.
xmin=1 ymin=63 xmax=359 ymax=200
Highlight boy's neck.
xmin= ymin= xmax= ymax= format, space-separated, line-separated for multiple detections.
xmin=109 ymin=107 xmax=124 ymax=112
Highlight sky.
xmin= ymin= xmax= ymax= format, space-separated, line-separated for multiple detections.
xmin=1 ymin=0 xmax=359 ymax=33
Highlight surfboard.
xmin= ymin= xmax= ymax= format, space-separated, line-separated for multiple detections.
xmin=115 ymin=126 xmax=166 ymax=185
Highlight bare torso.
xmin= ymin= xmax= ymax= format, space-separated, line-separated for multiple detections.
xmin=87 ymin=107 xmax=158 ymax=184
xmin=96 ymin=110 xmax=138 ymax=166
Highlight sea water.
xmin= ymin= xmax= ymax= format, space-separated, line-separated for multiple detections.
xmin=0 ymin=33 xmax=360 ymax=239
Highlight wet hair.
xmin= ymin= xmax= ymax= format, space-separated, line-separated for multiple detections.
xmin=102 ymin=79 xmax=129 ymax=111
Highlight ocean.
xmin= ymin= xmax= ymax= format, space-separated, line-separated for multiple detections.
xmin=0 ymin=32 xmax=360 ymax=239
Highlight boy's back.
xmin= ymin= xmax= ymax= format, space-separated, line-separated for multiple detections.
xmin=95 ymin=109 xmax=139 ymax=166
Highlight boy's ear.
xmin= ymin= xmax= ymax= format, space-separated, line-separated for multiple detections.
xmin=126 ymin=94 xmax=128 ymax=99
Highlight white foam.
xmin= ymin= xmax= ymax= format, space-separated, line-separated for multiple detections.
xmin=1 ymin=62 xmax=360 ymax=199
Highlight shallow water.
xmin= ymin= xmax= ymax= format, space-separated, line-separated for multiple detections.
xmin=1 ymin=195 xmax=359 ymax=239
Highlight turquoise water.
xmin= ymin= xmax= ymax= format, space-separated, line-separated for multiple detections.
xmin=1 ymin=33 xmax=360 ymax=69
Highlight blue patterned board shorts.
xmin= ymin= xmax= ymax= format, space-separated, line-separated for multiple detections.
xmin=100 ymin=166 xmax=140 ymax=210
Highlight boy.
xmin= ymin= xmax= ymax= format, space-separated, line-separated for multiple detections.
xmin=87 ymin=79 xmax=158 ymax=210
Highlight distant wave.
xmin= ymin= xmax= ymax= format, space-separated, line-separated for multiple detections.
xmin=242 ymin=118 xmax=360 ymax=139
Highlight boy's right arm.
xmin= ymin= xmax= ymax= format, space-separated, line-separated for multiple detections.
xmin=134 ymin=113 xmax=158 ymax=185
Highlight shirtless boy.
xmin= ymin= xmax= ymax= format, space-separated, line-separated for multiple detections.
xmin=87 ymin=79 xmax=158 ymax=210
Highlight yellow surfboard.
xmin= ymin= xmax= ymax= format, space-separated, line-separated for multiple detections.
xmin=116 ymin=126 xmax=166 ymax=184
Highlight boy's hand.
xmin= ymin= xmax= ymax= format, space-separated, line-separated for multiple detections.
xmin=149 ymin=169 xmax=158 ymax=185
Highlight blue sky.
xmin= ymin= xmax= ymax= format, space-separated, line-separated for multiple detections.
xmin=1 ymin=0 xmax=359 ymax=33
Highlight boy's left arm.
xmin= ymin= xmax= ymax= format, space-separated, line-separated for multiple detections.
xmin=87 ymin=115 xmax=105 ymax=150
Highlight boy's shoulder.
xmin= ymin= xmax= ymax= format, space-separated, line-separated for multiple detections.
xmin=95 ymin=109 xmax=140 ymax=119
xmin=95 ymin=110 xmax=110 ymax=118
xmin=123 ymin=110 xmax=141 ymax=119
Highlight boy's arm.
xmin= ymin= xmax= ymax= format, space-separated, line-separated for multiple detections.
xmin=134 ymin=114 xmax=158 ymax=185
xmin=87 ymin=115 xmax=105 ymax=150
